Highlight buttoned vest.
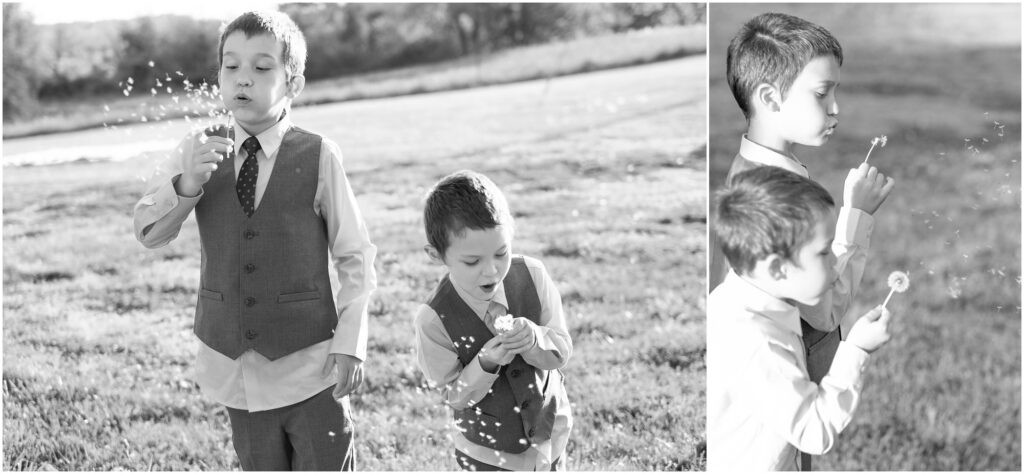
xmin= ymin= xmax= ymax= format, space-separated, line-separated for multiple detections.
xmin=193 ymin=126 xmax=337 ymax=360
xmin=428 ymin=257 xmax=561 ymax=453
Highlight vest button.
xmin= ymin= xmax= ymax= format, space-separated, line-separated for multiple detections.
xmin=245 ymin=264 xmax=256 ymax=273
xmin=528 ymin=428 xmax=536 ymax=438
xmin=245 ymin=330 xmax=258 ymax=340
xmin=245 ymin=230 xmax=257 ymax=239
xmin=522 ymin=400 xmax=531 ymax=409
xmin=245 ymin=297 xmax=256 ymax=307
xmin=510 ymin=369 xmax=521 ymax=378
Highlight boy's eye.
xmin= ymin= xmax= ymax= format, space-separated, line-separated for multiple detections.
xmin=495 ymin=251 xmax=508 ymax=258
xmin=463 ymin=260 xmax=479 ymax=266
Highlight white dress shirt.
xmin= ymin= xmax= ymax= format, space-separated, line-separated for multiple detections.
xmin=414 ymin=256 xmax=573 ymax=471
xmin=133 ymin=115 xmax=377 ymax=411
xmin=707 ymin=271 xmax=870 ymax=471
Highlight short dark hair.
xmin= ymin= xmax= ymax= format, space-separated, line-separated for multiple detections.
xmin=219 ymin=11 xmax=307 ymax=78
xmin=713 ymin=166 xmax=835 ymax=275
xmin=727 ymin=12 xmax=843 ymax=119
xmin=424 ymin=170 xmax=514 ymax=257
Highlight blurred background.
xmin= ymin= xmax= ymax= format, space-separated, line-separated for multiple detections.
xmin=709 ymin=3 xmax=1020 ymax=471
xmin=3 ymin=2 xmax=707 ymax=470
xmin=3 ymin=2 xmax=705 ymax=139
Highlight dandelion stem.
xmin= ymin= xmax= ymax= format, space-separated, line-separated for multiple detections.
xmin=863 ymin=142 xmax=878 ymax=164
xmin=882 ymin=288 xmax=896 ymax=309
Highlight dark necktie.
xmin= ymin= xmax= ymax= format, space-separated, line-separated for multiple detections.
xmin=236 ymin=136 xmax=261 ymax=217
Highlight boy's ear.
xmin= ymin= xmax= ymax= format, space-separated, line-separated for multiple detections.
xmin=286 ymin=74 xmax=305 ymax=99
xmin=423 ymin=245 xmax=445 ymax=265
xmin=753 ymin=83 xmax=782 ymax=113
xmin=766 ymin=254 xmax=787 ymax=280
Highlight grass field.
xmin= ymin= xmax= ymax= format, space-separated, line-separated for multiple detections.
xmin=2 ymin=24 xmax=705 ymax=141
xmin=709 ymin=4 xmax=1021 ymax=471
xmin=2 ymin=56 xmax=707 ymax=470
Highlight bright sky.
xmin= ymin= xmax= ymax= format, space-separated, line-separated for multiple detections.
xmin=21 ymin=0 xmax=285 ymax=25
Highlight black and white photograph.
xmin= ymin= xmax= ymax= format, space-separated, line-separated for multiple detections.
xmin=707 ymin=3 xmax=1020 ymax=471
xmin=2 ymin=2 xmax=707 ymax=471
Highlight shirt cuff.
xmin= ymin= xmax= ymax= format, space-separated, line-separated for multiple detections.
xmin=531 ymin=326 xmax=561 ymax=357
xmin=836 ymin=206 xmax=873 ymax=247
xmin=454 ymin=355 xmax=501 ymax=408
xmin=829 ymin=341 xmax=870 ymax=387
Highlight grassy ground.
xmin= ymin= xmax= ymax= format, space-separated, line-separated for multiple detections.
xmin=2 ymin=57 xmax=707 ymax=470
xmin=709 ymin=4 xmax=1021 ymax=471
xmin=2 ymin=24 xmax=705 ymax=140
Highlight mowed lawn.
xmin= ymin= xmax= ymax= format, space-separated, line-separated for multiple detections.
xmin=2 ymin=57 xmax=707 ymax=470
xmin=709 ymin=4 xmax=1021 ymax=471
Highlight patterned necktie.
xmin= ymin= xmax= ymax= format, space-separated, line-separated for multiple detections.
xmin=236 ymin=136 xmax=261 ymax=217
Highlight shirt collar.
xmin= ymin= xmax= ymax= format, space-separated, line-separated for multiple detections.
xmin=233 ymin=114 xmax=291 ymax=160
xmin=450 ymin=278 xmax=510 ymax=318
xmin=739 ymin=134 xmax=809 ymax=178
xmin=723 ymin=270 xmax=802 ymax=335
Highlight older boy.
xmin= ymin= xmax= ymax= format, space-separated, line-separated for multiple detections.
xmin=132 ymin=11 xmax=376 ymax=470
xmin=708 ymin=14 xmax=895 ymax=468
xmin=414 ymin=170 xmax=573 ymax=471
xmin=707 ymin=166 xmax=894 ymax=471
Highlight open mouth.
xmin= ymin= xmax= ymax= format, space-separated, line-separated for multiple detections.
xmin=480 ymin=283 xmax=497 ymax=293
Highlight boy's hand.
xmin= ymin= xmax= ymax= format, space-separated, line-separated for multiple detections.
xmin=844 ymin=162 xmax=896 ymax=215
xmin=175 ymin=134 xmax=233 ymax=197
xmin=478 ymin=337 xmax=515 ymax=373
xmin=497 ymin=317 xmax=538 ymax=355
xmin=846 ymin=306 xmax=894 ymax=354
xmin=322 ymin=353 xmax=363 ymax=399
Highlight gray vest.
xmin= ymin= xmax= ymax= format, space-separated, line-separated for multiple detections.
xmin=428 ymin=257 xmax=561 ymax=453
xmin=193 ymin=126 xmax=338 ymax=360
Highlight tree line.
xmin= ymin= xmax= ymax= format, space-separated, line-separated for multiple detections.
xmin=3 ymin=3 xmax=704 ymax=122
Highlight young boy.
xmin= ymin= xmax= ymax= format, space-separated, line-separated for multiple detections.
xmin=708 ymin=14 xmax=895 ymax=467
xmin=707 ymin=166 xmax=895 ymax=471
xmin=414 ymin=170 xmax=573 ymax=471
xmin=132 ymin=11 xmax=376 ymax=470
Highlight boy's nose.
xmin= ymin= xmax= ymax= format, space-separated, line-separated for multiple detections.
xmin=829 ymin=99 xmax=839 ymax=116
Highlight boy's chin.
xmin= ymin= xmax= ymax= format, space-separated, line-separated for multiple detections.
xmin=795 ymin=135 xmax=830 ymax=148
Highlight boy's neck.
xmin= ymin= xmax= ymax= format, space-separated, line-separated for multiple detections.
xmin=746 ymin=121 xmax=795 ymax=157
xmin=236 ymin=109 xmax=288 ymax=138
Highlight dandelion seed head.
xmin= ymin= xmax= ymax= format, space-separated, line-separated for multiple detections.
xmin=888 ymin=271 xmax=910 ymax=293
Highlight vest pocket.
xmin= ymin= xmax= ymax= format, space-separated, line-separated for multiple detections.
xmin=199 ymin=288 xmax=224 ymax=301
xmin=278 ymin=290 xmax=321 ymax=303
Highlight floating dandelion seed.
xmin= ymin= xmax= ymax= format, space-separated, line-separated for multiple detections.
xmin=863 ymin=135 xmax=888 ymax=163
xmin=882 ymin=271 xmax=910 ymax=309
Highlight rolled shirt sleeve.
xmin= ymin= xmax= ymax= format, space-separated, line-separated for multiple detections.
xmin=754 ymin=339 xmax=869 ymax=456
xmin=315 ymin=140 xmax=377 ymax=362
xmin=414 ymin=304 xmax=501 ymax=410
xmin=133 ymin=134 xmax=204 ymax=248
xmin=520 ymin=259 xmax=573 ymax=370
xmin=800 ymin=206 xmax=874 ymax=332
